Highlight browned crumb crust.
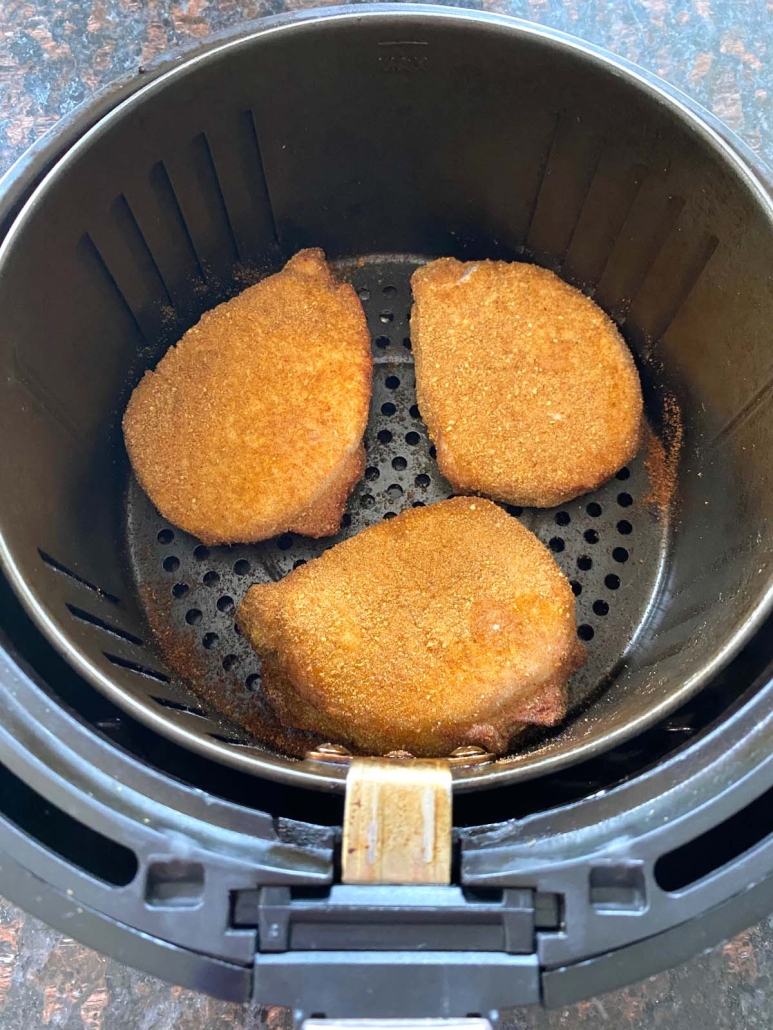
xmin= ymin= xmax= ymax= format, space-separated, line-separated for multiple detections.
xmin=411 ymin=258 xmax=643 ymax=508
xmin=123 ymin=249 xmax=372 ymax=545
xmin=237 ymin=497 xmax=584 ymax=757
xmin=287 ymin=445 xmax=366 ymax=537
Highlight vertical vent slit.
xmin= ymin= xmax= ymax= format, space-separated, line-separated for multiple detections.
xmin=67 ymin=603 xmax=144 ymax=646
xmin=80 ymin=234 xmax=147 ymax=344
xmin=115 ymin=193 xmax=174 ymax=309
xmin=150 ymin=160 xmax=206 ymax=283
xmin=195 ymin=131 xmax=241 ymax=264
xmin=38 ymin=549 xmax=120 ymax=604
xmin=245 ymin=109 xmax=280 ymax=245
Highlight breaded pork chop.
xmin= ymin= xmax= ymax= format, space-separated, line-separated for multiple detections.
xmin=123 ymin=250 xmax=372 ymax=545
xmin=411 ymin=258 xmax=643 ymax=508
xmin=237 ymin=498 xmax=583 ymax=757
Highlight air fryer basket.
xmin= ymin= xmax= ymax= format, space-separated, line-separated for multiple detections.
xmin=1 ymin=6 xmax=772 ymax=793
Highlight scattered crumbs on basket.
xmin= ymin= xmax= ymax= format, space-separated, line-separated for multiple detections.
xmin=136 ymin=580 xmax=317 ymax=758
xmin=644 ymin=393 xmax=683 ymax=515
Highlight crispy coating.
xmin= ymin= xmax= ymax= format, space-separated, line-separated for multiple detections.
xmin=123 ymin=250 xmax=372 ymax=545
xmin=237 ymin=498 xmax=584 ymax=757
xmin=411 ymin=258 xmax=643 ymax=507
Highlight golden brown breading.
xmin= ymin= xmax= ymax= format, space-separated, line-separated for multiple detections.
xmin=123 ymin=250 xmax=372 ymax=545
xmin=411 ymin=258 xmax=643 ymax=507
xmin=237 ymin=498 xmax=584 ymax=757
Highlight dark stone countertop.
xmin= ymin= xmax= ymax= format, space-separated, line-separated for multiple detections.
xmin=2 ymin=0 xmax=773 ymax=1026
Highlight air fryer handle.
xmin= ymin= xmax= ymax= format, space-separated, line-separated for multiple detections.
xmin=253 ymin=951 xmax=540 ymax=1026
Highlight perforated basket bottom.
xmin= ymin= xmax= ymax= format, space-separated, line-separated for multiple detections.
xmin=126 ymin=255 xmax=669 ymax=759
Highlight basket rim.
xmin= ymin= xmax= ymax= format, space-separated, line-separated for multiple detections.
xmin=2 ymin=3 xmax=773 ymax=793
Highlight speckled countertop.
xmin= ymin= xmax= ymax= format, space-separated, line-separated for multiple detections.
xmin=2 ymin=0 xmax=773 ymax=1027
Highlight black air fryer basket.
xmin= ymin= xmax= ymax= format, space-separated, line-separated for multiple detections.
xmin=3 ymin=5 xmax=773 ymax=1020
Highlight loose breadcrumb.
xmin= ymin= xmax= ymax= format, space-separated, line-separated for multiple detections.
xmin=645 ymin=393 xmax=683 ymax=514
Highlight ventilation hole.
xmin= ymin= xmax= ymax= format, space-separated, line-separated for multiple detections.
xmin=365 ymin=465 xmax=380 ymax=481
xmin=383 ymin=285 xmax=397 ymax=297
xmin=387 ymin=484 xmax=403 ymax=499
xmin=157 ymin=529 xmax=174 ymax=544
xmin=392 ymin=456 xmax=407 ymax=471
xmin=405 ymin=431 xmax=420 ymax=445
xmin=0 ymin=761 xmax=138 ymax=887
xmin=415 ymin=473 xmax=431 ymax=488
xmin=655 ymin=782 xmax=773 ymax=892
xmin=617 ymin=493 xmax=633 ymax=508
xmin=203 ymin=570 xmax=219 ymax=586
xmin=413 ymin=501 xmax=425 ymax=507
xmin=617 ymin=520 xmax=633 ymax=535
xmin=376 ymin=336 xmax=390 ymax=349
xmin=234 ymin=559 xmax=250 ymax=576
xmin=193 ymin=545 xmax=210 ymax=561
xmin=584 ymin=529 xmax=600 ymax=544
xmin=506 ymin=505 xmax=523 ymax=517
xmin=555 ymin=511 xmax=571 ymax=526
xmin=616 ymin=467 xmax=631 ymax=480
xmin=217 ymin=595 xmax=234 ymax=613
xmin=104 ymin=654 xmax=169 ymax=682
xmin=593 ymin=599 xmax=610 ymax=616
xmin=293 ymin=559 xmax=307 ymax=569
xmin=577 ymin=555 xmax=593 ymax=571
xmin=341 ymin=513 xmax=352 ymax=528
xmin=429 ymin=445 xmax=437 ymax=459
xmin=172 ymin=583 xmax=189 ymax=598
xmin=163 ymin=556 xmax=180 ymax=573
xmin=277 ymin=533 xmax=294 ymax=551
xmin=146 ymin=860 xmax=204 ymax=908
xmin=590 ymin=865 xmax=646 ymax=912
xmin=152 ymin=696 xmax=208 ymax=717
xmin=613 ymin=547 xmax=630 ymax=563
xmin=246 ymin=673 xmax=261 ymax=690
xmin=222 ymin=654 xmax=239 ymax=671
xmin=605 ymin=573 xmax=621 ymax=590
xmin=233 ymin=623 xmax=242 ymax=636
xmin=38 ymin=549 xmax=120 ymax=604
xmin=385 ymin=375 xmax=400 ymax=389
xmin=578 ymin=624 xmax=595 ymax=641
xmin=66 ymin=605 xmax=144 ymax=647
xmin=381 ymin=402 xmax=396 ymax=416
xmin=410 ymin=404 xmax=421 ymax=418
xmin=380 ymin=311 xmax=394 ymax=323
xmin=378 ymin=429 xmax=393 ymax=444
xmin=202 ymin=632 xmax=218 ymax=649
xmin=186 ymin=608 xmax=203 ymax=625
xmin=403 ymin=337 xmax=412 ymax=350
xmin=360 ymin=494 xmax=375 ymax=509
xmin=586 ymin=502 xmax=602 ymax=517
xmin=358 ymin=288 xmax=370 ymax=302
xmin=549 ymin=537 xmax=565 ymax=553
xmin=383 ymin=512 xmax=397 ymax=520
xmin=570 ymin=580 xmax=582 ymax=596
